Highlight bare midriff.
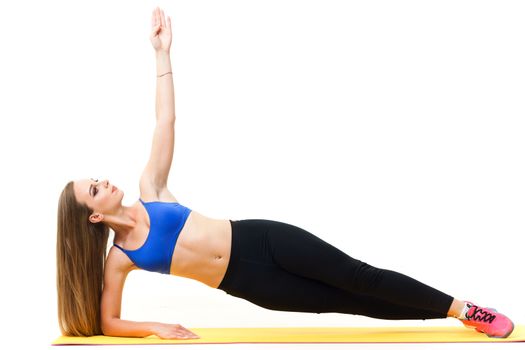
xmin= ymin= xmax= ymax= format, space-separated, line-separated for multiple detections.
xmin=168 ymin=210 xmax=232 ymax=288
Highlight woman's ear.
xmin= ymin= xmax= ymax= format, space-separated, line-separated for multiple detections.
xmin=89 ymin=213 xmax=104 ymax=224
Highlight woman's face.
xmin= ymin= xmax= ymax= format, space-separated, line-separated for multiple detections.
xmin=73 ymin=178 xmax=122 ymax=221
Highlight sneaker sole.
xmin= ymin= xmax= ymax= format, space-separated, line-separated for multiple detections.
xmin=486 ymin=320 xmax=515 ymax=339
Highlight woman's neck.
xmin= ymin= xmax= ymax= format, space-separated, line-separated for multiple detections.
xmin=104 ymin=204 xmax=140 ymax=241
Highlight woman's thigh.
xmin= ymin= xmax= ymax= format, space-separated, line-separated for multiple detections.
xmin=264 ymin=219 xmax=370 ymax=290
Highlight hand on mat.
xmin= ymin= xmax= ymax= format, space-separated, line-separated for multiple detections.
xmin=152 ymin=323 xmax=200 ymax=340
xmin=150 ymin=6 xmax=172 ymax=53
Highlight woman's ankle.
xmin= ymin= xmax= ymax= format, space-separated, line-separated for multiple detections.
xmin=447 ymin=298 xmax=466 ymax=318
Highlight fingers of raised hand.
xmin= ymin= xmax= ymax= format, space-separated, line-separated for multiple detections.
xmin=160 ymin=8 xmax=166 ymax=28
xmin=152 ymin=7 xmax=161 ymax=28
xmin=154 ymin=7 xmax=164 ymax=28
xmin=152 ymin=7 xmax=171 ymax=30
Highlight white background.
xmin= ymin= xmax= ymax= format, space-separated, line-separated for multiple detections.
xmin=0 ymin=1 xmax=523 ymax=349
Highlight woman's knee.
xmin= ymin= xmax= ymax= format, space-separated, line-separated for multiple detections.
xmin=347 ymin=261 xmax=386 ymax=293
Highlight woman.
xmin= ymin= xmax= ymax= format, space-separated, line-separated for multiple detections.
xmin=56 ymin=7 xmax=514 ymax=340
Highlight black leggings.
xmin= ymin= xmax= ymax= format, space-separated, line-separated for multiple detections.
xmin=218 ymin=219 xmax=454 ymax=320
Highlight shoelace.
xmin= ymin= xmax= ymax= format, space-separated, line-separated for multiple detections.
xmin=466 ymin=305 xmax=496 ymax=324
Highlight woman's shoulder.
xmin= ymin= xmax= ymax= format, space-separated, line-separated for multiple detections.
xmin=106 ymin=245 xmax=139 ymax=273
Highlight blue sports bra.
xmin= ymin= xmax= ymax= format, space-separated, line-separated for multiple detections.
xmin=113 ymin=198 xmax=192 ymax=274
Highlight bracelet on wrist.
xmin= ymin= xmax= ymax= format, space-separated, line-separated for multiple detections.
xmin=157 ymin=71 xmax=172 ymax=78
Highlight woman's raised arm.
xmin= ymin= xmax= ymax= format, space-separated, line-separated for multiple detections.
xmin=142 ymin=7 xmax=175 ymax=190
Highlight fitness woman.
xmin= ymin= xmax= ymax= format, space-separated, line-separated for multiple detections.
xmin=56 ymin=7 xmax=514 ymax=340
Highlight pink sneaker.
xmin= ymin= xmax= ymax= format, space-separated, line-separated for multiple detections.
xmin=459 ymin=301 xmax=514 ymax=338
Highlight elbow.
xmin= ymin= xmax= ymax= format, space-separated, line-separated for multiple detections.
xmin=101 ymin=318 xmax=117 ymax=336
xmin=101 ymin=324 xmax=110 ymax=336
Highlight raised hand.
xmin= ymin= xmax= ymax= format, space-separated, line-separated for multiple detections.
xmin=150 ymin=7 xmax=172 ymax=53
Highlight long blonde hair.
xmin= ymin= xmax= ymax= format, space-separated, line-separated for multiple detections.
xmin=56 ymin=181 xmax=110 ymax=336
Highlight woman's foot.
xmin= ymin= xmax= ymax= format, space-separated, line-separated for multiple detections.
xmin=459 ymin=301 xmax=514 ymax=338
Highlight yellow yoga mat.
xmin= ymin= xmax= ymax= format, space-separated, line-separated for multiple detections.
xmin=52 ymin=325 xmax=525 ymax=345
